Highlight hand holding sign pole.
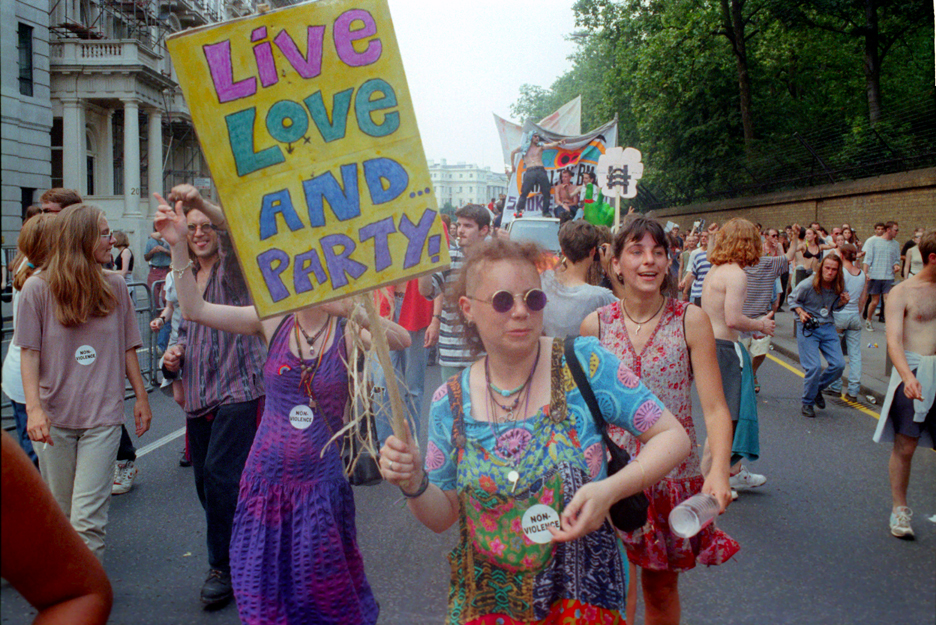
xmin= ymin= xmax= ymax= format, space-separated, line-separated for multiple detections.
xmin=595 ymin=147 xmax=643 ymax=232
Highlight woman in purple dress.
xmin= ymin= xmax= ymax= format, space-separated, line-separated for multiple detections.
xmin=156 ymin=196 xmax=410 ymax=624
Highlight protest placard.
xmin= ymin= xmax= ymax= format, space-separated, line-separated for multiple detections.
xmin=167 ymin=0 xmax=448 ymax=318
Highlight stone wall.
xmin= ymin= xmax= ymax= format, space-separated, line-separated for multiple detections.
xmin=647 ymin=168 xmax=936 ymax=239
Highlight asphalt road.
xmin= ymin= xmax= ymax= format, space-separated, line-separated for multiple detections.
xmin=3 ymin=350 xmax=934 ymax=624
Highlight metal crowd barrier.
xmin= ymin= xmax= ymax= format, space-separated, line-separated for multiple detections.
xmin=1 ymin=278 xmax=163 ymax=432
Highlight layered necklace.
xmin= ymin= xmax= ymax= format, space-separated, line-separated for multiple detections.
xmin=295 ymin=314 xmax=332 ymax=411
xmin=295 ymin=314 xmax=332 ymax=358
xmin=620 ymin=295 xmax=666 ymax=335
xmin=484 ymin=342 xmax=541 ymax=493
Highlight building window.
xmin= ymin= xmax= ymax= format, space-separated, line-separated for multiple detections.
xmin=21 ymin=187 xmax=36 ymax=219
xmin=50 ymin=118 xmax=63 ymax=188
xmin=18 ymin=24 xmax=34 ymax=97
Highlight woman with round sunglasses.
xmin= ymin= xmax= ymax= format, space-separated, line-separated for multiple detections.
xmin=380 ymin=237 xmax=690 ymax=624
xmin=581 ymin=218 xmax=737 ymax=625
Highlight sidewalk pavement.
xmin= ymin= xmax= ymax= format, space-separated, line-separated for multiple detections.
xmin=768 ymin=305 xmax=890 ymax=405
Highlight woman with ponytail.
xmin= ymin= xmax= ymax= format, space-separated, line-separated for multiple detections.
xmin=14 ymin=204 xmax=152 ymax=561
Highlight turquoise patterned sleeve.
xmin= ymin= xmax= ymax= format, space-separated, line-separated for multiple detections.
xmin=572 ymin=336 xmax=666 ymax=437
xmin=423 ymin=381 xmax=458 ymax=491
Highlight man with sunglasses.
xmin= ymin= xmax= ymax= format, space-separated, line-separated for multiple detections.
xmin=159 ymin=184 xmax=266 ymax=609
xmin=419 ymin=204 xmax=491 ymax=381
xmin=741 ymin=226 xmax=798 ymax=392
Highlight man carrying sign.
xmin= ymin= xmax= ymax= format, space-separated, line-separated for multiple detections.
xmin=160 ymin=184 xmax=266 ymax=608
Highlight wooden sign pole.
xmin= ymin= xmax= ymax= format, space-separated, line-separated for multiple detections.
xmin=361 ymin=295 xmax=407 ymax=440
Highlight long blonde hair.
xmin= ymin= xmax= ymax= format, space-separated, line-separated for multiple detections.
xmin=45 ymin=204 xmax=117 ymax=327
xmin=12 ymin=214 xmax=58 ymax=291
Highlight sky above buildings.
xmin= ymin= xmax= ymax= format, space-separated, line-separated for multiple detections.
xmin=388 ymin=0 xmax=579 ymax=172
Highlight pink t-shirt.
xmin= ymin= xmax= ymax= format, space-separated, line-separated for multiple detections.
xmin=14 ymin=272 xmax=142 ymax=429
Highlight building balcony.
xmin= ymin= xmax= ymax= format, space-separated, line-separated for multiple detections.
xmin=51 ymin=39 xmax=164 ymax=74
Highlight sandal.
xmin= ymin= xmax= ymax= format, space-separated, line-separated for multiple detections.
xmin=754 ymin=376 xmax=760 ymax=394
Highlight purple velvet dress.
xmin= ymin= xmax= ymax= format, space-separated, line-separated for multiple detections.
xmin=230 ymin=316 xmax=378 ymax=624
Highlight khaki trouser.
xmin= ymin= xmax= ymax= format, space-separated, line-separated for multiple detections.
xmin=36 ymin=424 xmax=121 ymax=561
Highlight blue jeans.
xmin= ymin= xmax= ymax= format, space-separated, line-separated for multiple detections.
xmin=374 ymin=327 xmax=428 ymax=445
xmin=830 ymin=312 xmax=862 ymax=396
xmin=11 ymin=400 xmax=37 ymax=464
xmin=795 ymin=321 xmax=846 ymax=406
xmin=157 ymin=321 xmax=171 ymax=353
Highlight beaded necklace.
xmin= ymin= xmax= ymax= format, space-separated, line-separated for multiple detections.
xmin=484 ymin=342 xmax=541 ymax=493
xmin=295 ymin=315 xmax=332 ymax=411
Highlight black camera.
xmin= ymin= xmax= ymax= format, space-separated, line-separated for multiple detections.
xmin=802 ymin=317 xmax=820 ymax=331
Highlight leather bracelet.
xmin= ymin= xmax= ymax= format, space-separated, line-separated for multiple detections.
xmin=400 ymin=471 xmax=430 ymax=498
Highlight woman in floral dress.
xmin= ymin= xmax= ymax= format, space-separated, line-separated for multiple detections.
xmin=581 ymin=218 xmax=738 ymax=625
xmin=380 ymin=238 xmax=691 ymax=624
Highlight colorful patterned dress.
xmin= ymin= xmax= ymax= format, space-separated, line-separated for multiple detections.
xmin=424 ymin=337 xmax=666 ymax=624
xmin=597 ymin=299 xmax=739 ymax=571
xmin=229 ymin=316 xmax=378 ymax=624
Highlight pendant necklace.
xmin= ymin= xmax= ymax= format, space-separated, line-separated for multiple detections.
xmin=620 ymin=296 xmax=666 ymax=335
xmin=485 ymin=341 xmax=540 ymax=421
xmin=295 ymin=314 xmax=332 ymax=358
xmin=295 ymin=315 xmax=332 ymax=411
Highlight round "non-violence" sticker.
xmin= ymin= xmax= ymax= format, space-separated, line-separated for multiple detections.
xmin=75 ymin=345 xmax=97 ymax=366
xmin=289 ymin=405 xmax=314 ymax=430
xmin=521 ymin=504 xmax=560 ymax=544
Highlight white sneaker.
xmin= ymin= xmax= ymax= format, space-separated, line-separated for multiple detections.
xmin=865 ymin=319 xmax=873 ymax=332
xmin=112 ymin=460 xmax=138 ymax=495
xmin=729 ymin=466 xmax=766 ymax=491
xmin=731 ymin=489 xmax=739 ymax=501
xmin=889 ymin=506 xmax=914 ymax=539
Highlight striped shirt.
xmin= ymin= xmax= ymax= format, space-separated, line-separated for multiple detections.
xmin=426 ymin=245 xmax=473 ymax=368
xmin=176 ymin=231 xmax=266 ymax=418
xmin=743 ymin=255 xmax=788 ymax=317
xmin=688 ymin=249 xmax=711 ymax=301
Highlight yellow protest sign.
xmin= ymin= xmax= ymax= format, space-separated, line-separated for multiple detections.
xmin=167 ymin=0 xmax=448 ymax=318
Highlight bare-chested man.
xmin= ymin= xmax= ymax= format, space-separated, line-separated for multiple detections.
xmin=873 ymin=229 xmax=936 ymax=540
xmin=702 ymin=218 xmax=775 ymax=493
xmin=554 ymin=169 xmax=579 ymax=222
xmin=510 ymin=132 xmax=563 ymax=216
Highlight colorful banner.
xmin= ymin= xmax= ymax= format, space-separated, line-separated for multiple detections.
xmin=494 ymin=96 xmax=582 ymax=167
xmin=167 ymin=0 xmax=448 ymax=318
xmin=500 ymin=118 xmax=618 ymax=227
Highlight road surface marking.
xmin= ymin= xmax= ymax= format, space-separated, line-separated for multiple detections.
xmin=765 ymin=354 xmax=881 ymax=420
xmin=136 ymin=426 xmax=186 ymax=458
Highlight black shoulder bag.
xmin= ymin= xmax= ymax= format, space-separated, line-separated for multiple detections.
xmin=563 ymin=337 xmax=649 ymax=532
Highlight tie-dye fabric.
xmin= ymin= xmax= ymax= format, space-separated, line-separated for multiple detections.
xmin=229 ymin=316 xmax=378 ymax=625
xmin=424 ymin=337 xmax=665 ymax=624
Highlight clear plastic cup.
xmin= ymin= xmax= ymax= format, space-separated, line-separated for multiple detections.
xmin=668 ymin=493 xmax=720 ymax=538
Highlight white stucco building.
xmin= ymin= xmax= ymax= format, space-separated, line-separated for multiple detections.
xmin=2 ymin=0 xmax=255 ymax=282
xmin=428 ymin=159 xmax=508 ymax=210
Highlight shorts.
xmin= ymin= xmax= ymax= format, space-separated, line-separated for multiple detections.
xmin=889 ymin=372 xmax=936 ymax=449
xmin=867 ymin=279 xmax=894 ymax=295
xmin=741 ymin=333 xmax=771 ymax=358
xmin=715 ymin=339 xmax=742 ymax=423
